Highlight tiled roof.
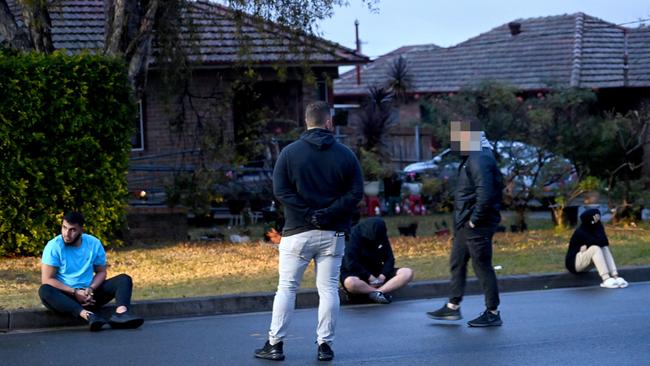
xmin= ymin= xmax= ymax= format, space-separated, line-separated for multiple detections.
xmin=334 ymin=13 xmax=650 ymax=96
xmin=183 ymin=1 xmax=367 ymax=65
xmin=338 ymin=43 xmax=440 ymax=92
xmin=2 ymin=0 xmax=367 ymax=66
xmin=627 ymin=27 xmax=650 ymax=87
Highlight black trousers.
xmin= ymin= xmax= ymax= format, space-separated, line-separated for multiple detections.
xmin=39 ymin=274 xmax=134 ymax=318
xmin=448 ymin=225 xmax=500 ymax=310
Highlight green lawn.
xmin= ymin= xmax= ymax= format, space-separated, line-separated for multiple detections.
xmin=1 ymin=215 xmax=649 ymax=310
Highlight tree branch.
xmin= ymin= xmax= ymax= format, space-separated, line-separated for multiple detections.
xmin=0 ymin=0 xmax=33 ymax=50
xmin=104 ymin=0 xmax=126 ymax=54
xmin=18 ymin=0 xmax=53 ymax=53
xmin=125 ymin=0 xmax=159 ymax=97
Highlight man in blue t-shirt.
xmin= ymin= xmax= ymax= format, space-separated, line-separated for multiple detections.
xmin=39 ymin=211 xmax=144 ymax=331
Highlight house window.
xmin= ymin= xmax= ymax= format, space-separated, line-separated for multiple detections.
xmin=131 ymin=100 xmax=144 ymax=151
xmin=317 ymin=81 xmax=328 ymax=102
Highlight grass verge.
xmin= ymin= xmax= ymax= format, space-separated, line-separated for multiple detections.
xmin=1 ymin=216 xmax=649 ymax=310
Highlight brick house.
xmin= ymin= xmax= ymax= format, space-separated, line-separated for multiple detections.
xmin=334 ymin=13 xmax=650 ymax=169
xmin=3 ymin=0 xmax=368 ymax=204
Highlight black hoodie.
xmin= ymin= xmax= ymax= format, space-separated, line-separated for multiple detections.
xmin=273 ymin=128 xmax=364 ymax=236
xmin=565 ymin=208 xmax=610 ymax=273
xmin=341 ymin=217 xmax=396 ymax=280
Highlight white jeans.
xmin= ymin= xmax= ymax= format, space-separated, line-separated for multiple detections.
xmin=268 ymin=230 xmax=345 ymax=345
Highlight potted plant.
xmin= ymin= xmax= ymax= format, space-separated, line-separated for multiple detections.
xmin=359 ymin=148 xmax=387 ymax=196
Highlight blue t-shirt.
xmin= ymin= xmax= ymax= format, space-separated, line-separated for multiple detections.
xmin=41 ymin=233 xmax=107 ymax=288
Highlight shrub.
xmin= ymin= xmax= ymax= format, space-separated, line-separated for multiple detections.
xmin=0 ymin=51 xmax=135 ymax=255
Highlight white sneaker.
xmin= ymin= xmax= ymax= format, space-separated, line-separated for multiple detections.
xmin=600 ymin=277 xmax=619 ymax=289
xmin=615 ymin=277 xmax=628 ymax=288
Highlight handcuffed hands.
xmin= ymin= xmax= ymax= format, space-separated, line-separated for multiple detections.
xmin=368 ymin=275 xmax=384 ymax=287
xmin=74 ymin=287 xmax=96 ymax=306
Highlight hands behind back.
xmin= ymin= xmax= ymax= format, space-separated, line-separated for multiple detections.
xmin=310 ymin=209 xmax=331 ymax=229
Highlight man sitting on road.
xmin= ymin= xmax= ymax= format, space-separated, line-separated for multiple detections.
xmin=39 ymin=211 xmax=144 ymax=331
xmin=341 ymin=217 xmax=414 ymax=304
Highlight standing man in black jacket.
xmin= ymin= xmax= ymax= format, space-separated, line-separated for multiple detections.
xmin=427 ymin=118 xmax=504 ymax=327
xmin=254 ymin=101 xmax=364 ymax=362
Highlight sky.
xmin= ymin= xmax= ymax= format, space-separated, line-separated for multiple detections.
xmin=318 ymin=0 xmax=650 ymax=60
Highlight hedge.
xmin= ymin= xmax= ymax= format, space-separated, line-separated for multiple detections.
xmin=0 ymin=51 xmax=136 ymax=256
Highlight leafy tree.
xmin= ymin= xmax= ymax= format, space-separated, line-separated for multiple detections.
xmin=0 ymin=0 xmax=377 ymax=97
xmin=525 ymin=88 xmax=615 ymax=178
xmin=550 ymin=176 xmax=602 ymax=229
xmin=1 ymin=0 xmax=379 ymax=221
xmin=419 ymin=82 xmax=621 ymax=227
xmin=603 ymin=106 xmax=650 ymax=221
xmin=420 ymin=80 xmax=527 ymax=150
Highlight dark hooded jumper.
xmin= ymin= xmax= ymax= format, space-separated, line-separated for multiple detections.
xmin=565 ymin=208 xmax=610 ymax=273
xmin=273 ymin=128 xmax=364 ymax=237
xmin=340 ymin=218 xmax=396 ymax=282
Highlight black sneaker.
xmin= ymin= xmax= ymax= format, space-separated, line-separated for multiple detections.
xmin=87 ymin=313 xmax=108 ymax=332
xmin=426 ymin=303 xmax=462 ymax=320
xmin=254 ymin=341 xmax=285 ymax=361
xmin=368 ymin=291 xmax=391 ymax=304
xmin=317 ymin=342 xmax=334 ymax=361
xmin=109 ymin=311 xmax=144 ymax=329
xmin=467 ymin=310 xmax=502 ymax=327
xmin=384 ymin=293 xmax=393 ymax=303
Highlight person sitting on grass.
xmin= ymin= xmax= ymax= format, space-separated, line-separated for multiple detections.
xmin=341 ymin=217 xmax=414 ymax=304
xmin=39 ymin=211 xmax=144 ymax=331
xmin=565 ymin=208 xmax=628 ymax=289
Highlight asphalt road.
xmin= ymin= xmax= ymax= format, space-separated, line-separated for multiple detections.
xmin=2 ymin=282 xmax=649 ymax=366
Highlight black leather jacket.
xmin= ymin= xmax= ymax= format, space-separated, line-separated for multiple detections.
xmin=453 ymin=148 xmax=503 ymax=230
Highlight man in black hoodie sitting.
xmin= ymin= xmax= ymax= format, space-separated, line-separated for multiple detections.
xmin=254 ymin=101 xmax=364 ymax=362
xmin=565 ymin=208 xmax=628 ymax=289
xmin=341 ymin=217 xmax=414 ymax=304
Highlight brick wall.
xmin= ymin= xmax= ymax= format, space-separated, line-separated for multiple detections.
xmin=127 ymin=67 xmax=339 ymax=201
xmin=128 ymin=69 xmax=233 ymax=200
xmin=125 ymin=206 xmax=188 ymax=243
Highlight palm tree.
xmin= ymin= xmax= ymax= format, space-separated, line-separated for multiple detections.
xmin=386 ymin=55 xmax=412 ymax=104
xmin=357 ymin=86 xmax=397 ymax=156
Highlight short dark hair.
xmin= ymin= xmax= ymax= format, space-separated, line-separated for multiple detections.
xmin=305 ymin=101 xmax=331 ymax=127
xmin=450 ymin=113 xmax=482 ymax=131
xmin=63 ymin=211 xmax=85 ymax=226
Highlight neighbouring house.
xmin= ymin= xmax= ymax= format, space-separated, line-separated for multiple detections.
xmin=334 ymin=13 xmax=650 ymax=170
xmin=2 ymin=0 xmax=368 ymax=204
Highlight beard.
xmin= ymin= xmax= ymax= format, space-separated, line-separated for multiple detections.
xmin=63 ymin=233 xmax=81 ymax=246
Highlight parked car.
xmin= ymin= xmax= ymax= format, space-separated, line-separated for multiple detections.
xmin=403 ymin=148 xmax=452 ymax=174
xmin=403 ymin=141 xmax=577 ymax=198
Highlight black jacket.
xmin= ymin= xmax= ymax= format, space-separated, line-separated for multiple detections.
xmin=273 ymin=128 xmax=364 ymax=236
xmin=341 ymin=218 xmax=395 ymax=280
xmin=565 ymin=208 xmax=609 ymax=273
xmin=454 ymin=148 xmax=503 ymax=230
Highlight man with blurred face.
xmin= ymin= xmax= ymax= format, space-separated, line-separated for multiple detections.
xmin=39 ymin=211 xmax=144 ymax=331
xmin=427 ymin=117 xmax=504 ymax=327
